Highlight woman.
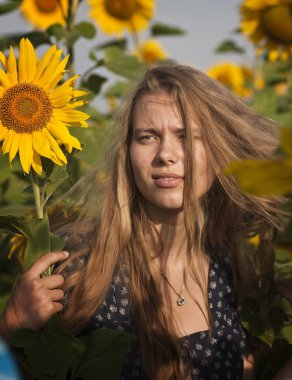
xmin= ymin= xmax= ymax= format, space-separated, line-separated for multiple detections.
xmin=0 ymin=64 xmax=286 ymax=379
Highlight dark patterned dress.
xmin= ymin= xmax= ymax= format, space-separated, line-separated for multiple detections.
xmin=82 ymin=255 xmax=246 ymax=380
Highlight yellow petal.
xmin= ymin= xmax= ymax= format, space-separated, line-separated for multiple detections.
xmin=19 ymin=134 xmax=33 ymax=174
xmin=37 ymin=49 xmax=63 ymax=88
xmin=45 ymin=54 xmax=69 ymax=91
xmin=0 ymin=125 xmax=8 ymax=141
xmin=25 ymin=39 xmax=37 ymax=82
xmin=0 ymin=68 xmax=11 ymax=88
xmin=8 ymin=131 xmax=20 ymax=163
xmin=34 ymin=45 xmax=57 ymax=84
xmin=0 ymin=51 xmax=6 ymax=68
xmin=225 ymin=159 xmax=292 ymax=196
xmin=2 ymin=129 xmax=14 ymax=154
xmin=18 ymin=38 xmax=28 ymax=83
xmin=32 ymin=130 xmax=53 ymax=159
xmin=7 ymin=46 xmax=18 ymax=85
xmin=53 ymin=108 xmax=89 ymax=126
xmin=42 ymin=129 xmax=67 ymax=165
xmin=47 ymin=121 xmax=81 ymax=150
xmin=31 ymin=151 xmax=42 ymax=175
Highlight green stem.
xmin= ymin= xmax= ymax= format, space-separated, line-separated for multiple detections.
xmin=30 ymin=171 xmax=44 ymax=220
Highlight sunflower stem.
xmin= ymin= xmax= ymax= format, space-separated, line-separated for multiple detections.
xmin=30 ymin=171 xmax=44 ymax=220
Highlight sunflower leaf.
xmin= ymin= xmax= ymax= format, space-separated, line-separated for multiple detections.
xmin=11 ymin=316 xmax=84 ymax=378
xmin=104 ymin=46 xmax=146 ymax=80
xmin=0 ymin=0 xmax=21 ymax=15
xmin=151 ymin=22 xmax=186 ymax=36
xmin=22 ymin=213 xmax=63 ymax=272
xmin=82 ymin=74 xmax=107 ymax=95
xmin=44 ymin=166 xmax=69 ymax=204
xmin=214 ymin=39 xmax=245 ymax=54
xmin=46 ymin=24 xmax=66 ymax=40
xmin=0 ymin=216 xmax=32 ymax=238
xmin=0 ymin=32 xmax=50 ymax=51
xmin=75 ymin=22 xmax=96 ymax=40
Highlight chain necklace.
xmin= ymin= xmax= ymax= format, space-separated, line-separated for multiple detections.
xmin=159 ymin=268 xmax=186 ymax=306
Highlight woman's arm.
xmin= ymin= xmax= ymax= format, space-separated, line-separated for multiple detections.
xmin=0 ymin=251 xmax=69 ymax=341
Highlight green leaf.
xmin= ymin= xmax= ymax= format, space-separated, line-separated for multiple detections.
xmin=22 ymin=214 xmax=64 ymax=272
xmin=277 ymin=325 xmax=292 ymax=344
xmin=0 ymin=205 xmax=30 ymax=217
xmin=72 ymin=329 xmax=134 ymax=380
xmin=0 ymin=32 xmax=51 ymax=51
xmin=0 ymin=0 xmax=21 ymax=14
xmin=214 ymin=39 xmax=245 ymax=54
xmin=104 ymin=46 xmax=146 ymax=80
xmin=11 ymin=317 xmax=84 ymax=378
xmin=95 ymin=38 xmax=127 ymax=51
xmin=44 ymin=166 xmax=69 ymax=203
xmin=82 ymin=74 xmax=107 ymax=95
xmin=0 ymin=216 xmax=32 ymax=238
xmin=75 ymin=22 xmax=96 ymax=40
xmin=46 ymin=24 xmax=66 ymax=40
xmin=151 ymin=22 xmax=186 ymax=36
xmin=104 ymin=80 xmax=131 ymax=98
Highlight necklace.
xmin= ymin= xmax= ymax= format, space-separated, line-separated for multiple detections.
xmin=159 ymin=268 xmax=186 ymax=306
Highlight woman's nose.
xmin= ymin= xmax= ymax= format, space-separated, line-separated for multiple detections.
xmin=155 ymin=137 xmax=180 ymax=165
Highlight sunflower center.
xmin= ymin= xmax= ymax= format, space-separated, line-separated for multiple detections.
xmin=261 ymin=5 xmax=292 ymax=43
xmin=105 ymin=0 xmax=137 ymax=19
xmin=35 ymin=0 xmax=59 ymax=13
xmin=0 ymin=83 xmax=53 ymax=134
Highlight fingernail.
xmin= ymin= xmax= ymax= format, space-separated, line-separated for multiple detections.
xmin=63 ymin=251 xmax=70 ymax=257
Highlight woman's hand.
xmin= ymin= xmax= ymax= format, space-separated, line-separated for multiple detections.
xmin=0 ymin=251 xmax=69 ymax=340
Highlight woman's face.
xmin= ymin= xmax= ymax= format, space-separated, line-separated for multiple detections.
xmin=130 ymin=92 xmax=214 ymax=217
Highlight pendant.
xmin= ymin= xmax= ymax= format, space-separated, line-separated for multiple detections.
xmin=177 ymin=294 xmax=185 ymax=306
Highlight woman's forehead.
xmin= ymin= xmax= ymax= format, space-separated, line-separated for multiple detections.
xmin=133 ymin=92 xmax=200 ymax=132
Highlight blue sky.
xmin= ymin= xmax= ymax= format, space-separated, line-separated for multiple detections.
xmin=0 ymin=0 xmax=254 ymax=70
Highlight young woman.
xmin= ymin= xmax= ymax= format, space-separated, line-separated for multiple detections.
xmin=0 ymin=64 xmax=287 ymax=379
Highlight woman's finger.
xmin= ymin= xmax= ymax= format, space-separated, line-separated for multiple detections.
xmin=49 ymin=289 xmax=65 ymax=302
xmin=27 ymin=251 xmax=69 ymax=278
xmin=41 ymin=274 xmax=65 ymax=290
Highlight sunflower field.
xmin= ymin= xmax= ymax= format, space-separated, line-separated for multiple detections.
xmin=0 ymin=1 xmax=291 ymax=379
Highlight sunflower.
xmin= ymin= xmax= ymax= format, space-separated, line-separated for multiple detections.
xmin=240 ymin=0 xmax=292 ymax=61
xmin=207 ymin=62 xmax=253 ymax=97
xmin=20 ymin=0 xmax=69 ymax=30
xmin=89 ymin=0 xmax=155 ymax=35
xmin=0 ymin=38 xmax=88 ymax=175
xmin=135 ymin=39 xmax=167 ymax=64
xmin=8 ymin=233 xmax=27 ymax=264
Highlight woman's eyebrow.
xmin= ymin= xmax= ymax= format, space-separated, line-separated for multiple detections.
xmin=132 ymin=127 xmax=158 ymax=136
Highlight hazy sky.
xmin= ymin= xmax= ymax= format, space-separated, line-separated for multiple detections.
xmin=0 ymin=0 xmax=254 ymax=71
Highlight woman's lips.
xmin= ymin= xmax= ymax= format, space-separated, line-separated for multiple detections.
xmin=152 ymin=174 xmax=184 ymax=188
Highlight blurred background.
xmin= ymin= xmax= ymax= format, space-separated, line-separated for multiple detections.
xmin=0 ymin=1 xmax=291 ymax=379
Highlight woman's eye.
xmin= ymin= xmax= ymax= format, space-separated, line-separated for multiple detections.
xmin=139 ymin=135 xmax=156 ymax=141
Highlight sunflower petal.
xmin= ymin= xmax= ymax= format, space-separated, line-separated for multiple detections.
xmin=34 ymin=45 xmax=57 ymax=84
xmin=25 ymin=39 xmax=37 ymax=82
xmin=18 ymin=38 xmax=28 ymax=83
xmin=47 ymin=121 xmax=81 ymax=151
xmin=42 ymin=129 xmax=67 ymax=165
xmin=31 ymin=151 xmax=42 ymax=175
xmin=8 ymin=131 xmax=20 ymax=163
xmin=0 ymin=51 xmax=6 ymax=69
xmin=37 ymin=49 xmax=63 ymax=88
xmin=19 ymin=134 xmax=33 ymax=174
xmin=45 ymin=54 xmax=70 ymax=91
xmin=7 ymin=46 xmax=18 ymax=85
xmin=2 ymin=129 xmax=14 ymax=154
xmin=32 ymin=131 xmax=53 ymax=159
xmin=0 ymin=125 xmax=8 ymax=141
xmin=0 ymin=67 xmax=11 ymax=88
xmin=53 ymin=108 xmax=89 ymax=126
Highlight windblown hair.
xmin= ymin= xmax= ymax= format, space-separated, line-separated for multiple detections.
xmin=56 ymin=64 xmax=284 ymax=379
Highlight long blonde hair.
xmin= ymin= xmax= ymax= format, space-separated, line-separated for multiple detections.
xmin=56 ymin=64 xmax=284 ymax=379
